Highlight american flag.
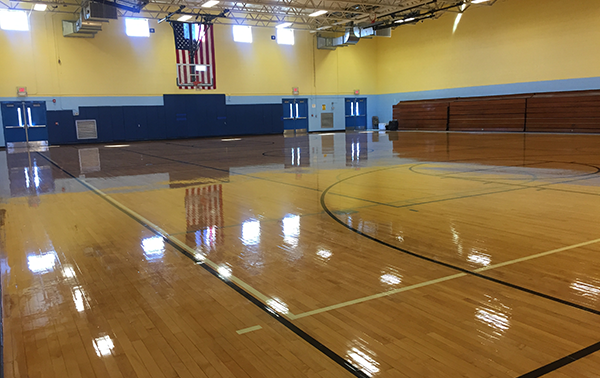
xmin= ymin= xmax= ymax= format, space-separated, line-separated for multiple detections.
xmin=171 ymin=21 xmax=216 ymax=90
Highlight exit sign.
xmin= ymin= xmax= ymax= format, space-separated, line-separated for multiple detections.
xmin=17 ymin=87 xmax=27 ymax=97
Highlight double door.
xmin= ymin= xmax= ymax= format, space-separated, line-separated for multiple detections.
xmin=1 ymin=101 xmax=48 ymax=145
xmin=282 ymin=98 xmax=308 ymax=131
xmin=345 ymin=98 xmax=367 ymax=129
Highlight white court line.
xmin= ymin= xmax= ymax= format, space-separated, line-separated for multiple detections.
xmin=236 ymin=325 xmax=262 ymax=335
xmin=294 ymin=273 xmax=467 ymax=319
xmin=81 ymin=173 xmax=600 ymax=321
xmin=80 ymin=180 xmax=278 ymax=311
xmin=294 ymin=237 xmax=600 ymax=318
xmin=474 ymin=237 xmax=600 ymax=272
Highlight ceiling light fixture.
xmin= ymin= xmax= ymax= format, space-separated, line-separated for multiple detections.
xmin=309 ymin=10 xmax=327 ymax=17
xmin=33 ymin=3 xmax=47 ymax=11
xmin=202 ymin=0 xmax=219 ymax=8
xmin=178 ymin=15 xmax=192 ymax=21
xmin=276 ymin=22 xmax=292 ymax=28
xmin=395 ymin=17 xmax=415 ymax=23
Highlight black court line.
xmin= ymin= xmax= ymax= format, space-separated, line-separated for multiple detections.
xmin=36 ymin=152 xmax=369 ymax=378
xmin=320 ymin=169 xmax=600 ymax=317
xmin=320 ymin=170 xmax=600 ymax=377
xmin=517 ymin=341 xmax=600 ymax=378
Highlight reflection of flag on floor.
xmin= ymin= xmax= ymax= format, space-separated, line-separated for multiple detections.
xmin=185 ymin=185 xmax=223 ymax=249
xmin=171 ymin=21 xmax=216 ymax=90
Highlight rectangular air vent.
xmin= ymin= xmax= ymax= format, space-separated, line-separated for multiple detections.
xmin=76 ymin=119 xmax=98 ymax=140
xmin=321 ymin=112 xmax=334 ymax=128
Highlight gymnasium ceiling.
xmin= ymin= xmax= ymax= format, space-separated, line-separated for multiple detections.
xmin=6 ymin=0 xmax=497 ymax=32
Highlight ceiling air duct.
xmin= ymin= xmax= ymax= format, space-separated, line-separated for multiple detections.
xmin=317 ymin=26 xmax=391 ymax=50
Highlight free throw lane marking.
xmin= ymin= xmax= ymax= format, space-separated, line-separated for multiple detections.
xmin=236 ymin=325 xmax=263 ymax=335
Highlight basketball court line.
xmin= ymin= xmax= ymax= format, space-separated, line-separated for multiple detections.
xmin=294 ymin=236 xmax=600 ymax=318
xmin=39 ymin=149 xmax=600 ymax=378
xmin=321 ymin=174 xmax=600 ymax=317
xmin=37 ymin=152 xmax=370 ymax=378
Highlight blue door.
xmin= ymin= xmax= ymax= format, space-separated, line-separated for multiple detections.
xmin=282 ymin=98 xmax=308 ymax=131
xmin=345 ymin=97 xmax=367 ymax=130
xmin=1 ymin=101 xmax=48 ymax=144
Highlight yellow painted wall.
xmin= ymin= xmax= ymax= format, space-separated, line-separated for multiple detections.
xmin=0 ymin=13 xmax=378 ymax=97
xmin=2 ymin=0 xmax=599 ymax=99
xmin=376 ymin=0 xmax=600 ymax=94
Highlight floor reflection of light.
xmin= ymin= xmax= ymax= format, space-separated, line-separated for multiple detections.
xmin=72 ymin=286 xmax=88 ymax=312
xmin=571 ymin=280 xmax=600 ymax=300
xmin=475 ymin=308 xmax=510 ymax=332
xmin=62 ymin=265 xmax=76 ymax=278
xmin=380 ymin=273 xmax=402 ymax=286
xmin=93 ymin=335 xmax=114 ymax=357
xmin=282 ymin=214 xmax=300 ymax=246
xmin=467 ymin=249 xmax=491 ymax=266
xmin=267 ymin=298 xmax=289 ymax=315
xmin=24 ymin=167 xmax=30 ymax=188
xmin=142 ymin=236 xmax=165 ymax=260
xmin=33 ymin=164 xmax=41 ymax=189
xmin=27 ymin=251 xmax=58 ymax=274
xmin=217 ymin=265 xmax=232 ymax=278
xmin=195 ymin=226 xmax=217 ymax=250
xmin=242 ymin=219 xmax=261 ymax=246
xmin=346 ymin=347 xmax=380 ymax=377
xmin=316 ymin=248 xmax=332 ymax=261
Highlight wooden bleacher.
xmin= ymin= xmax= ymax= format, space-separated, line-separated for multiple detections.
xmin=392 ymin=90 xmax=600 ymax=133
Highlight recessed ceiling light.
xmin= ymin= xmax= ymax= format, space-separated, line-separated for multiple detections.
xmin=33 ymin=3 xmax=47 ymax=11
xmin=309 ymin=10 xmax=327 ymax=17
xmin=202 ymin=0 xmax=219 ymax=8
xmin=178 ymin=15 xmax=192 ymax=21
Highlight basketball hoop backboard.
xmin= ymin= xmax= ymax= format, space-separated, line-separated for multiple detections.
xmin=177 ymin=63 xmax=214 ymax=89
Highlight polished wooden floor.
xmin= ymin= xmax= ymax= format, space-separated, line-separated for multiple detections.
xmin=1 ymin=131 xmax=600 ymax=378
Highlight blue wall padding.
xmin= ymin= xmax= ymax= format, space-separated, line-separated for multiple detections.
xmin=46 ymin=94 xmax=283 ymax=145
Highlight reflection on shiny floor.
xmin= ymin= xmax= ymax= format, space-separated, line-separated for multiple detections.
xmin=2 ymin=131 xmax=600 ymax=377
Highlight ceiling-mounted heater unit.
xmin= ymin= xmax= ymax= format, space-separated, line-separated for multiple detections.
xmin=83 ymin=2 xmax=118 ymax=21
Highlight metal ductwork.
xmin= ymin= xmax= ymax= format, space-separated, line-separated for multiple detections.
xmin=63 ymin=2 xmax=117 ymax=38
xmin=317 ymin=26 xmax=392 ymax=50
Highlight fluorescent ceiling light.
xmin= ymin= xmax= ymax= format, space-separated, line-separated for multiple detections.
xmin=276 ymin=22 xmax=292 ymax=28
xmin=178 ymin=15 xmax=192 ymax=21
xmin=202 ymin=0 xmax=219 ymax=7
xmin=309 ymin=10 xmax=327 ymax=17
xmin=395 ymin=17 xmax=415 ymax=23
xmin=471 ymin=0 xmax=490 ymax=3
xmin=334 ymin=20 xmax=351 ymax=25
xmin=33 ymin=4 xmax=47 ymax=11
xmin=317 ymin=25 xmax=331 ymax=30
